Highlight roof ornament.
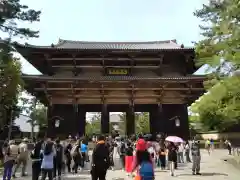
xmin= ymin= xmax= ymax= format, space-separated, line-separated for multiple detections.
xmin=51 ymin=43 xmax=54 ymax=48
xmin=181 ymin=44 xmax=184 ymax=48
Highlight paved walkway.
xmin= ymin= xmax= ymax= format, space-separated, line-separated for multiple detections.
xmin=3 ymin=150 xmax=240 ymax=180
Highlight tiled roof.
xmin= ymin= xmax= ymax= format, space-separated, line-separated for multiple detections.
xmin=22 ymin=75 xmax=206 ymax=82
xmin=14 ymin=39 xmax=194 ymax=51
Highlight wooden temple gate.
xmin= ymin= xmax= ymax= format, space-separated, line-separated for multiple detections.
xmin=15 ymin=39 xmax=206 ymax=139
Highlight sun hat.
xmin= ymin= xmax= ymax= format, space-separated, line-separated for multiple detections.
xmin=136 ymin=139 xmax=147 ymax=151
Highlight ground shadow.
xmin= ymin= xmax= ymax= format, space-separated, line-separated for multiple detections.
xmin=154 ymin=169 xmax=168 ymax=172
xmin=177 ymin=172 xmax=228 ymax=177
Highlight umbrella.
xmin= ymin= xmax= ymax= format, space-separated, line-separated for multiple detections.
xmin=165 ymin=136 xmax=184 ymax=143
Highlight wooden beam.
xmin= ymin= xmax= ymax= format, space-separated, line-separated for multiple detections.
xmin=34 ymin=87 xmax=204 ymax=91
xmin=50 ymin=57 xmax=163 ymax=61
xmin=52 ymin=65 xmax=159 ymax=69
xmin=61 ymin=94 xmax=196 ymax=98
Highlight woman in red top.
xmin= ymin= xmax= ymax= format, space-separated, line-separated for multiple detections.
xmin=132 ymin=139 xmax=155 ymax=179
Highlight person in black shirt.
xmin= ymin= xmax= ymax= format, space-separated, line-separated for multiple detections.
xmin=167 ymin=142 xmax=177 ymax=176
xmin=53 ymin=139 xmax=63 ymax=179
xmin=91 ymin=135 xmax=110 ymax=180
xmin=31 ymin=139 xmax=43 ymax=180
xmin=64 ymin=142 xmax=72 ymax=173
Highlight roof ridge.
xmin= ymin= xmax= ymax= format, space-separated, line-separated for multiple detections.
xmin=56 ymin=39 xmax=178 ymax=45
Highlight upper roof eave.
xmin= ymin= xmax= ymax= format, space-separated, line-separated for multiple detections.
xmin=13 ymin=40 xmax=195 ymax=52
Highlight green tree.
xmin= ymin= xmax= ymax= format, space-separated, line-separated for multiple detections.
xmin=191 ymin=76 xmax=240 ymax=131
xmin=135 ymin=112 xmax=150 ymax=134
xmin=0 ymin=45 xmax=22 ymax=129
xmin=0 ymin=0 xmax=41 ymax=136
xmin=194 ymin=0 xmax=240 ymax=70
xmin=29 ymin=106 xmax=47 ymax=129
xmin=0 ymin=0 xmax=41 ymax=38
xmin=193 ymin=0 xmax=240 ymax=131
xmin=85 ymin=113 xmax=101 ymax=135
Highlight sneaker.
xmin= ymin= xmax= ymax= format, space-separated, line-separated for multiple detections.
xmin=192 ymin=172 xmax=195 ymax=175
xmin=196 ymin=172 xmax=201 ymax=175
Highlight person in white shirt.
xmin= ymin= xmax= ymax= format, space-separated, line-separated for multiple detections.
xmin=9 ymin=140 xmax=19 ymax=160
xmin=177 ymin=143 xmax=184 ymax=163
xmin=12 ymin=138 xmax=29 ymax=177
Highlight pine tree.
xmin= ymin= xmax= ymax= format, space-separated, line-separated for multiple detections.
xmin=0 ymin=0 xmax=41 ymax=133
xmin=192 ymin=0 xmax=240 ymax=131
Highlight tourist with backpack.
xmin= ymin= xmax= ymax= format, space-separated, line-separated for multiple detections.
xmin=71 ymin=140 xmax=81 ymax=173
xmin=132 ymin=139 xmax=155 ymax=180
xmin=12 ymin=138 xmax=29 ymax=178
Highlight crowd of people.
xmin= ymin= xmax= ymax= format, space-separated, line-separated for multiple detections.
xmin=0 ymin=133 xmax=205 ymax=180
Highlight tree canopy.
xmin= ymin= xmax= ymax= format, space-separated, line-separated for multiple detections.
xmin=0 ymin=0 xmax=41 ymax=131
xmin=192 ymin=0 xmax=240 ymax=131
xmin=0 ymin=0 xmax=41 ymax=38
xmin=194 ymin=0 xmax=240 ymax=70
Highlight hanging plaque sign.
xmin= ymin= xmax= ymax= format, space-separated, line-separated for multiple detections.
xmin=107 ymin=68 xmax=129 ymax=75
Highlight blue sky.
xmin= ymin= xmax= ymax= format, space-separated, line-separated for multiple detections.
xmin=2 ymin=0 xmax=210 ymax=75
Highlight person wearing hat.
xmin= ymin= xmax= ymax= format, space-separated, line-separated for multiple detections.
xmin=132 ymin=139 xmax=155 ymax=180
xmin=12 ymin=138 xmax=29 ymax=177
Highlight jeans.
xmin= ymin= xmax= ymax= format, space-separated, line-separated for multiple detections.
xmin=3 ymin=160 xmax=14 ymax=180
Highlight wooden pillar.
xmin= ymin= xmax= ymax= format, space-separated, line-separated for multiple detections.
xmin=77 ymin=105 xmax=86 ymax=137
xmin=156 ymin=103 xmax=164 ymax=134
xmin=126 ymin=105 xmax=135 ymax=136
xmin=149 ymin=110 xmax=156 ymax=136
xmin=101 ymin=104 xmax=109 ymax=134
xmin=47 ymin=105 xmax=55 ymax=138
xmin=179 ymin=104 xmax=189 ymax=140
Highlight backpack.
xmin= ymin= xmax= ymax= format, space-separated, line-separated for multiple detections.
xmin=70 ymin=145 xmax=79 ymax=157
xmin=119 ymin=142 xmax=126 ymax=155
xmin=139 ymin=161 xmax=154 ymax=180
